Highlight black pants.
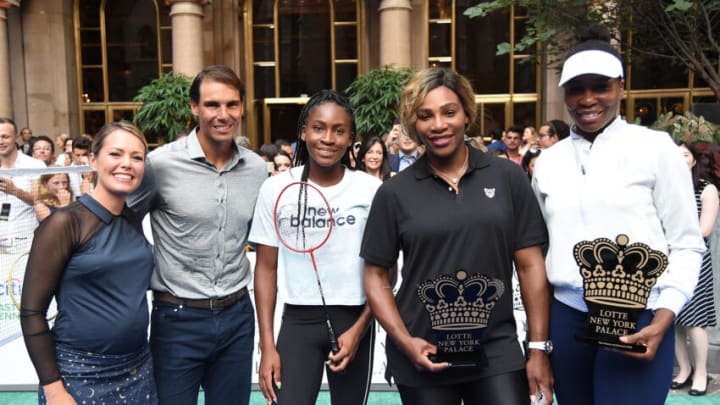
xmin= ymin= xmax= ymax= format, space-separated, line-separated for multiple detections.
xmin=274 ymin=304 xmax=374 ymax=405
xmin=397 ymin=369 xmax=530 ymax=405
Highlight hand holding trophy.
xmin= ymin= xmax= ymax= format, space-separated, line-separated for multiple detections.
xmin=574 ymin=234 xmax=668 ymax=353
xmin=418 ymin=270 xmax=505 ymax=367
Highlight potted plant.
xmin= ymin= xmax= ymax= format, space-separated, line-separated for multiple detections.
xmin=653 ymin=110 xmax=720 ymax=181
xmin=345 ymin=65 xmax=415 ymax=139
xmin=651 ymin=110 xmax=720 ymax=145
xmin=133 ymin=72 xmax=194 ymax=145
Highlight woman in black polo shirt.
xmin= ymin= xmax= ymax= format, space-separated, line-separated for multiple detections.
xmin=361 ymin=68 xmax=553 ymax=404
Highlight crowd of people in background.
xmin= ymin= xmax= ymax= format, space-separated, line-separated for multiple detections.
xmin=4 ymin=101 xmax=571 ymax=236
xmin=7 ymin=71 xmax=573 ymax=189
xmin=1 ymin=24 xmax=718 ymax=405
xmin=249 ymin=116 xmax=570 ymax=182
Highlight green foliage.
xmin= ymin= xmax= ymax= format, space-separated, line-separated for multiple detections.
xmin=133 ymin=73 xmax=194 ymax=142
xmin=463 ymin=1 xmax=507 ymax=18
xmin=666 ymin=0 xmax=694 ymax=12
xmin=345 ymin=65 xmax=416 ymax=139
xmin=464 ymin=0 xmax=720 ymax=99
xmin=651 ymin=111 xmax=720 ymax=144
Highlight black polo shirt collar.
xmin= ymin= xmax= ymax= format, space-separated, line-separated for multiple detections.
xmin=414 ymin=145 xmax=492 ymax=181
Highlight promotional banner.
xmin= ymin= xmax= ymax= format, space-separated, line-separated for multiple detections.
xmin=0 ymin=249 xmax=397 ymax=389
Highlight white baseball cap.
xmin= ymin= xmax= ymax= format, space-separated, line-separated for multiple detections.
xmin=559 ymin=50 xmax=624 ymax=87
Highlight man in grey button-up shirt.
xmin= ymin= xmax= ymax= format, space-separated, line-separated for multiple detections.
xmin=128 ymin=65 xmax=266 ymax=405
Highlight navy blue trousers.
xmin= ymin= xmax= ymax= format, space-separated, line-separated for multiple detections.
xmin=550 ymin=299 xmax=674 ymax=405
xmin=150 ymin=294 xmax=255 ymax=405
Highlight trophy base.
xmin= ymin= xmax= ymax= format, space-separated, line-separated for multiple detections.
xmin=575 ymin=334 xmax=647 ymax=353
xmin=428 ymin=350 xmax=488 ymax=368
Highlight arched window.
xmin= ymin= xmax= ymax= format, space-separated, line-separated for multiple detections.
xmin=246 ymin=0 xmax=364 ymax=145
xmin=75 ymin=0 xmax=171 ymax=139
xmin=427 ymin=1 xmax=539 ymax=136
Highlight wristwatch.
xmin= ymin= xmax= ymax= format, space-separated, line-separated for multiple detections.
xmin=527 ymin=340 xmax=553 ymax=354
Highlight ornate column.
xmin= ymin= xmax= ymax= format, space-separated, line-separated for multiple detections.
xmin=543 ymin=65 xmax=566 ymax=123
xmin=378 ymin=0 xmax=412 ymax=67
xmin=0 ymin=1 xmax=16 ymax=118
xmin=165 ymin=0 xmax=209 ymax=77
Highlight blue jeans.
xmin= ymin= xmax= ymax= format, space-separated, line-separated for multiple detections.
xmin=550 ymin=299 xmax=674 ymax=405
xmin=150 ymin=294 xmax=255 ymax=405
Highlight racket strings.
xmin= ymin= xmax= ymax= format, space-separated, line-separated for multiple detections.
xmin=277 ymin=183 xmax=330 ymax=253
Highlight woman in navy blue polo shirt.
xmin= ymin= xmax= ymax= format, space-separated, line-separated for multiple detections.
xmin=361 ymin=68 xmax=553 ymax=405
xmin=21 ymin=121 xmax=157 ymax=404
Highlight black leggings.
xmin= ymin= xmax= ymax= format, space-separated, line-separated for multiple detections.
xmin=274 ymin=304 xmax=374 ymax=405
xmin=397 ymin=369 xmax=530 ymax=405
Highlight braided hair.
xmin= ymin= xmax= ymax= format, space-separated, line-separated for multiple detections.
xmin=293 ymin=90 xmax=357 ymax=182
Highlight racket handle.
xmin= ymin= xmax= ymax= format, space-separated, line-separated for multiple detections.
xmin=326 ymin=318 xmax=340 ymax=355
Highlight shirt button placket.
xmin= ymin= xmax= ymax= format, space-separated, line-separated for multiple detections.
xmin=214 ymin=175 xmax=227 ymax=291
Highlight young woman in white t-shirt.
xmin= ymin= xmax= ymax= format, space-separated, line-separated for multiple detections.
xmin=250 ymin=90 xmax=381 ymax=405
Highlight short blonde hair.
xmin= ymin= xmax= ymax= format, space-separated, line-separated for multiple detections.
xmin=399 ymin=68 xmax=477 ymax=144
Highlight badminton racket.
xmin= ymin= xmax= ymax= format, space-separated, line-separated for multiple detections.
xmin=273 ymin=181 xmax=339 ymax=355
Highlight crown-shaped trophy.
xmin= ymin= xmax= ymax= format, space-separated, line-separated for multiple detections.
xmin=573 ymin=234 xmax=668 ymax=352
xmin=417 ymin=270 xmax=505 ymax=366
xmin=575 ymin=234 xmax=668 ymax=309
xmin=418 ymin=270 xmax=505 ymax=330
